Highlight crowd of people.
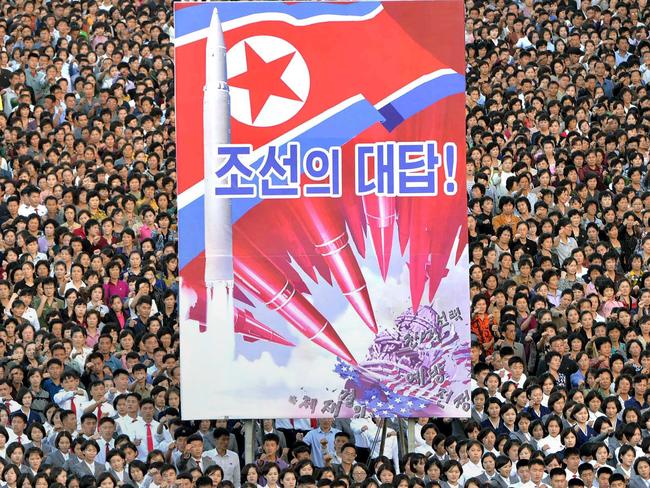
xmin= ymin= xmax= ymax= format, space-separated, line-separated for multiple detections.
xmin=4 ymin=0 xmax=650 ymax=488
xmin=463 ymin=1 xmax=650 ymax=488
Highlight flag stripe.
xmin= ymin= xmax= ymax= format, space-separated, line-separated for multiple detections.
xmin=379 ymin=72 xmax=465 ymax=131
xmin=175 ymin=2 xmax=382 ymax=38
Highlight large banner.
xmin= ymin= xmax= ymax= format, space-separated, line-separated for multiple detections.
xmin=176 ymin=1 xmax=470 ymax=420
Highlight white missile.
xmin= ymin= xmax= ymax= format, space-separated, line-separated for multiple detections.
xmin=203 ymin=7 xmax=235 ymax=361
xmin=203 ymin=7 xmax=233 ymax=287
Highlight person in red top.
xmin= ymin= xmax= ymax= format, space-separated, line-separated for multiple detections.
xmin=471 ymin=294 xmax=495 ymax=356
xmin=103 ymin=261 xmax=129 ymax=303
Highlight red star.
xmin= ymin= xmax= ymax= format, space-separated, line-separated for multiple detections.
xmin=229 ymin=42 xmax=303 ymax=124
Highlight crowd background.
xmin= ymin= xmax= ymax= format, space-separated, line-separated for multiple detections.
xmin=4 ymin=1 xmax=650 ymax=488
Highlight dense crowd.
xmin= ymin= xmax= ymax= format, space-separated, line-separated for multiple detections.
xmin=4 ymin=0 xmax=650 ymax=488
xmin=462 ymin=2 xmax=650 ymax=488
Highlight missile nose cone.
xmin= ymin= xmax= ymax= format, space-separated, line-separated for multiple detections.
xmin=313 ymin=327 xmax=358 ymax=365
xmin=234 ymin=308 xmax=296 ymax=347
xmin=273 ymin=334 xmax=297 ymax=347
xmin=368 ymin=223 xmax=394 ymax=282
xmin=205 ymin=7 xmax=227 ymax=87
xmin=207 ymin=8 xmax=225 ymax=51
xmin=345 ymin=287 xmax=378 ymax=334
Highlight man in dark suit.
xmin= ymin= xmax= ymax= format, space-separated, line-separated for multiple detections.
xmin=175 ymin=433 xmax=216 ymax=473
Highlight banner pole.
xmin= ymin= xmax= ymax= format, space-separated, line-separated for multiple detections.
xmin=407 ymin=418 xmax=416 ymax=453
xmin=244 ymin=420 xmax=255 ymax=464
xmin=379 ymin=418 xmax=388 ymax=456
xmin=397 ymin=417 xmax=406 ymax=460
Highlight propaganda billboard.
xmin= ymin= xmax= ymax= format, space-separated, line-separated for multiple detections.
xmin=175 ymin=1 xmax=470 ymax=419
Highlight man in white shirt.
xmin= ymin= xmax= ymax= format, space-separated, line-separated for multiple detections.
xmin=95 ymin=417 xmax=117 ymax=465
xmin=114 ymin=393 xmax=140 ymax=435
xmin=511 ymin=460 xmax=535 ymax=488
xmin=17 ymin=186 xmax=47 ymax=217
xmin=529 ymin=459 xmax=549 ymax=488
xmin=205 ymin=428 xmax=241 ymax=487
xmin=7 ymin=288 xmax=40 ymax=332
xmin=641 ymin=51 xmax=650 ymax=84
xmin=81 ymin=381 xmax=116 ymax=424
xmin=128 ymin=399 xmax=168 ymax=461
xmin=107 ymin=369 xmax=131 ymax=404
xmin=0 ymin=380 xmax=21 ymax=412
xmin=351 ymin=416 xmax=400 ymax=473
xmin=563 ymin=449 xmax=581 ymax=480
xmin=53 ymin=372 xmax=86 ymax=419
xmin=8 ymin=412 xmax=30 ymax=444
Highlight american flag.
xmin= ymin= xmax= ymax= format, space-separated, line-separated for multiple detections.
xmin=335 ymin=305 xmax=471 ymax=416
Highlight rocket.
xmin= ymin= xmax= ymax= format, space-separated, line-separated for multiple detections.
xmin=204 ymin=7 xmax=234 ymax=292
xmin=363 ymin=195 xmax=396 ymax=281
xmin=200 ymin=7 xmax=235 ymax=351
xmin=291 ymin=199 xmax=378 ymax=333
xmin=233 ymin=230 xmax=357 ymax=364
xmin=234 ymin=308 xmax=295 ymax=347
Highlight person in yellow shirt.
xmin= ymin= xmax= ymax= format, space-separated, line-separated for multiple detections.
xmin=492 ymin=196 xmax=520 ymax=233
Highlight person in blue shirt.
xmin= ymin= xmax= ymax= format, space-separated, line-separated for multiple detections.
xmin=571 ymin=403 xmax=596 ymax=447
xmin=615 ymin=38 xmax=632 ymax=66
xmin=624 ymin=375 xmax=649 ymax=410
xmin=594 ymin=61 xmax=614 ymax=99
xmin=42 ymin=358 xmax=64 ymax=399
xmin=302 ymin=419 xmax=340 ymax=468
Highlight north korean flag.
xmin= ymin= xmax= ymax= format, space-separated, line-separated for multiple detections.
xmin=174 ymin=1 xmax=465 ymax=196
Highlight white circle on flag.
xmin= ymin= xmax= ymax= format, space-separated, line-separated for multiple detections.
xmin=227 ymin=35 xmax=310 ymax=127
